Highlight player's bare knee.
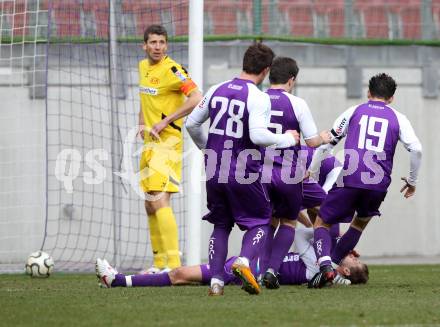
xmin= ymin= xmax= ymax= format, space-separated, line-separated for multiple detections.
xmin=168 ymin=268 xmax=181 ymax=285
xmin=351 ymin=216 xmax=371 ymax=231
xmin=313 ymin=216 xmax=330 ymax=229
xmin=280 ymin=218 xmax=296 ymax=228
xmin=144 ymin=201 xmax=155 ymax=216
xmin=270 ymin=217 xmax=280 ymax=227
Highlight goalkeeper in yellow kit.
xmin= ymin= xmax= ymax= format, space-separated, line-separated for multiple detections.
xmin=138 ymin=25 xmax=202 ymax=272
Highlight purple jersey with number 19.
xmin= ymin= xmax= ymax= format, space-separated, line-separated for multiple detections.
xmin=340 ymin=100 xmax=400 ymax=191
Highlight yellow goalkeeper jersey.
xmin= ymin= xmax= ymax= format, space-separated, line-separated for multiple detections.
xmin=138 ymin=56 xmax=197 ymax=142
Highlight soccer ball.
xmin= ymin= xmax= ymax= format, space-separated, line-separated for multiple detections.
xmin=25 ymin=251 xmax=54 ymax=278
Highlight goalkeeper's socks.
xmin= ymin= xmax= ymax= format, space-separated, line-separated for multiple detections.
xmin=267 ymin=225 xmax=295 ymax=273
xmin=313 ymin=227 xmax=332 ymax=267
xmin=331 ymin=227 xmax=362 ymax=264
xmin=156 ymin=207 xmax=181 ymax=268
xmin=148 ymin=213 xmax=167 ymax=269
xmin=111 ymin=273 xmax=172 ymax=287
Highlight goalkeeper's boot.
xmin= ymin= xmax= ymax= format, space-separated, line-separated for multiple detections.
xmin=95 ymin=258 xmax=118 ymax=288
xmin=263 ymin=269 xmax=280 ymax=289
xmin=231 ymin=257 xmax=261 ymax=295
xmin=208 ymin=283 xmax=224 ymax=296
xmin=307 ymin=265 xmax=335 ymax=289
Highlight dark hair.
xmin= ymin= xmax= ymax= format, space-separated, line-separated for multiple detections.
xmin=269 ymin=57 xmax=299 ymax=84
xmin=144 ymin=24 xmax=168 ymax=42
xmin=242 ymin=43 xmax=275 ymax=75
xmin=347 ymin=263 xmax=369 ymax=284
xmin=368 ymin=73 xmax=397 ymax=100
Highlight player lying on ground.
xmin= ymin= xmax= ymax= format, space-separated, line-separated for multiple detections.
xmin=95 ymin=228 xmax=368 ymax=289
xmin=308 ymin=73 xmax=422 ymax=288
xmin=260 ymin=144 xmax=344 ymax=289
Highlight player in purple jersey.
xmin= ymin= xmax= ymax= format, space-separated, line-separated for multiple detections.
xmin=185 ymin=44 xmax=300 ymax=296
xmin=300 ymin=145 xmax=346 ymax=248
xmin=95 ymin=228 xmax=368 ymax=289
xmin=308 ymin=73 xmax=422 ymax=288
xmin=259 ymin=57 xmax=332 ymax=289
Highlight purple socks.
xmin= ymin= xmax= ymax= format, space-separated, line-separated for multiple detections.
xmin=260 ymin=225 xmax=276 ymax=274
xmin=209 ymin=225 xmax=231 ymax=281
xmin=331 ymin=226 xmax=362 ymax=264
xmin=111 ymin=273 xmax=172 ymax=287
xmin=314 ymin=226 xmax=332 ymax=267
xmin=240 ymin=225 xmax=269 ymax=262
xmin=268 ymin=225 xmax=295 ymax=273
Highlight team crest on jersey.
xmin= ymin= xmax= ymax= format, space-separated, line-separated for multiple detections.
xmin=150 ymin=77 xmax=160 ymax=85
xmin=139 ymin=86 xmax=158 ymax=95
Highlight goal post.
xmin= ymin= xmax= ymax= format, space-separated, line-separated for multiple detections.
xmin=185 ymin=0 xmax=204 ymax=266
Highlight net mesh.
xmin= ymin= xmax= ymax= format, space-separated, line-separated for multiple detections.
xmin=43 ymin=0 xmax=189 ymax=272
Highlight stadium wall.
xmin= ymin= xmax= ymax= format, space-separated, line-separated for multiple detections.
xmin=0 ymin=42 xmax=439 ymax=267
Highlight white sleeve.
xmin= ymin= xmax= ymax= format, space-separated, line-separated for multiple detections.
xmin=294 ymin=227 xmax=319 ymax=279
xmin=322 ymin=166 xmax=343 ymax=193
xmin=248 ymin=85 xmax=296 ymax=148
xmin=287 ymin=94 xmax=318 ymax=140
xmin=294 ymin=227 xmax=314 ymax=256
xmin=329 ymin=105 xmax=358 ymax=145
xmin=185 ymin=85 xmax=216 ymax=149
xmin=308 ymin=143 xmax=334 ymax=177
xmin=308 ymin=106 xmax=357 ymax=177
xmin=394 ymin=111 xmax=423 ymax=186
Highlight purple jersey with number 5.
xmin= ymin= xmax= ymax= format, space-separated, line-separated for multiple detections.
xmin=338 ymin=100 xmax=400 ymax=191
xmin=265 ymin=88 xmax=301 ymax=167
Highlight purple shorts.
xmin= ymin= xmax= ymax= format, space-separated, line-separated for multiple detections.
xmin=301 ymin=182 xmax=326 ymax=209
xmin=266 ymin=167 xmax=303 ymax=220
xmin=203 ymin=179 xmax=271 ymax=230
xmin=319 ymin=186 xmax=387 ymax=224
xmin=200 ymin=256 xmax=241 ymax=285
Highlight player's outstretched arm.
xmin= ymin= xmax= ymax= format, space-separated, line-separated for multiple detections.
xmin=396 ymin=113 xmax=422 ymax=198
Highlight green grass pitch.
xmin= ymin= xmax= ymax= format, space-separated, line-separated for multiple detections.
xmin=1 ymin=265 xmax=440 ymax=327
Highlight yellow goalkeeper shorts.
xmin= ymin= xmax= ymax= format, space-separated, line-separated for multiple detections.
xmin=139 ymin=135 xmax=182 ymax=193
